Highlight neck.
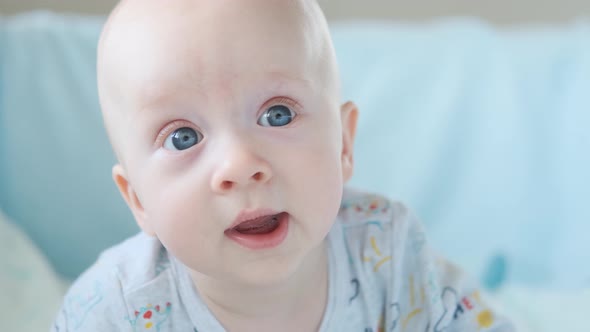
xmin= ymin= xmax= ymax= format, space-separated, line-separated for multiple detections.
xmin=191 ymin=242 xmax=329 ymax=331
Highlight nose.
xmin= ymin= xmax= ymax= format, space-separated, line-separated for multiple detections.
xmin=210 ymin=140 xmax=272 ymax=194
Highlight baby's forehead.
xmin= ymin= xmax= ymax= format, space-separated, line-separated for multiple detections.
xmin=99 ymin=0 xmax=336 ymax=107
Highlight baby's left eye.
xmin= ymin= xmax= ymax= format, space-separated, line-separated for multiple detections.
xmin=163 ymin=127 xmax=203 ymax=151
xmin=257 ymin=105 xmax=296 ymax=127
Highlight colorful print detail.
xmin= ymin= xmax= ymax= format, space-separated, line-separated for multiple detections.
xmin=434 ymin=287 xmax=495 ymax=331
xmin=127 ymin=302 xmax=172 ymax=331
xmin=341 ymin=195 xmax=391 ymax=218
xmin=362 ymin=235 xmax=393 ymax=272
xmin=342 ymin=218 xmax=393 ymax=272
xmin=349 ymin=278 xmax=361 ymax=303
xmin=341 ymin=195 xmax=393 ymax=268
xmin=365 ymin=311 xmax=388 ymax=332
xmin=392 ymin=283 xmax=496 ymax=331
xmin=353 ymin=274 xmax=496 ymax=331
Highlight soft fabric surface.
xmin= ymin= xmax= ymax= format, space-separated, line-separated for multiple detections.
xmin=493 ymin=286 xmax=590 ymax=332
xmin=0 ymin=209 xmax=67 ymax=331
xmin=1 ymin=12 xmax=589 ymax=290
xmin=2 ymin=206 xmax=588 ymax=332
xmin=1 ymin=12 xmax=589 ymax=331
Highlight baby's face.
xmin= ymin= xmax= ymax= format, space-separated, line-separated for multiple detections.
xmin=99 ymin=0 xmax=357 ymax=285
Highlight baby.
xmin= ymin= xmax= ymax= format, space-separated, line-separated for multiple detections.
xmin=53 ymin=0 xmax=514 ymax=331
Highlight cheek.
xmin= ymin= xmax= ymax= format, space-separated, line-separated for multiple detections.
xmin=137 ymin=153 xmax=209 ymax=214
xmin=304 ymin=112 xmax=344 ymax=180
xmin=283 ymin=117 xmax=344 ymax=227
xmin=136 ymin=166 xmax=213 ymax=252
xmin=294 ymin=147 xmax=343 ymax=240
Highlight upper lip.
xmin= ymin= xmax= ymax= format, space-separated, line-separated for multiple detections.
xmin=227 ymin=208 xmax=281 ymax=230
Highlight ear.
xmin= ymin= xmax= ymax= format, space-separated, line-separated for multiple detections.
xmin=340 ymin=101 xmax=359 ymax=182
xmin=112 ymin=164 xmax=155 ymax=236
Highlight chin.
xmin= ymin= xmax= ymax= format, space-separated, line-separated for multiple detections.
xmin=233 ymin=257 xmax=302 ymax=287
xmin=235 ymin=243 xmax=327 ymax=288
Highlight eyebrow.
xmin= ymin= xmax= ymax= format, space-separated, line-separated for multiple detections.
xmin=265 ymin=71 xmax=312 ymax=87
xmin=137 ymin=80 xmax=202 ymax=114
xmin=257 ymin=71 xmax=314 ymax=99
xmin=137 ymin=71 xmax=312 ymax=113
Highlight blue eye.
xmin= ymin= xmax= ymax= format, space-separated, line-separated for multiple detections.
xmin=163 ymin=127 xmax=202 ymax=151
xmin=258 ymin=105 xmax=295 ymax=127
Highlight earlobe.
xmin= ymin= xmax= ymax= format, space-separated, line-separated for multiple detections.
xmin=112 ymin=164 xmax=155 ymax=236
xmin=340 ymin=101 xmax=359 ymax=182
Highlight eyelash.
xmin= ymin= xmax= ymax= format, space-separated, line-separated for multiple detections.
xmin=265 ymin=97 xmax=300 ymax=113
xmin=154 ymin=120 xmax=197 ymax=149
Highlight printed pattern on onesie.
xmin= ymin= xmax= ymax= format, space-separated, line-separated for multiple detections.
xmin=52 ymin=236 xmax=200 ymax=331
xmin=338 ymin=189 xmax=514 ymax=332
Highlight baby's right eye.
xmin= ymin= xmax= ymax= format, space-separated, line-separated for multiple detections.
xmin=163 ymin=127 xmax=203 ymax=151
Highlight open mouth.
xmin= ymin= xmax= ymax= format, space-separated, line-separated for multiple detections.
xmin=230 ymin=213 xmax=282 ymax=235
xmin=224 ymin=212 xmax=290 ymax=250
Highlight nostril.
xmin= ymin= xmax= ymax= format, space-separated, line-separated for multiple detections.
xmin=252 ymin=172 xmax=264 ymax=181
xmin=220 ymin=181 xmax=233 ymax=190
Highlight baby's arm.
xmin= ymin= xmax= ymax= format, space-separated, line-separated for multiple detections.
xmin=397 ymin=211 xmax=515 ymax=332
xmin=51 ymin=264 xmax=129 ymax=331
xmin=426 ymin=253 xmax=514 ymax=331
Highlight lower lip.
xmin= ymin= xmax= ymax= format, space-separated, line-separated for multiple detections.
xmin=224 ymin=213 xmax=289 ymax=250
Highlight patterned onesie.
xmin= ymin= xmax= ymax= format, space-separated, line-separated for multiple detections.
xmin=52 ymin=188 xmax=515 ymax=331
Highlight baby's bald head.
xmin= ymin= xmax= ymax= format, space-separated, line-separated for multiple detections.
xmin=95 ymin=1 xmax=359 ymax=268
xmin=97 ymin=0 xmax=340 ymax=164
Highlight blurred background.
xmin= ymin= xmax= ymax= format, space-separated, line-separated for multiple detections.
xmin=1 ymin=1 xmax=589 ymax=331
xmin=1 ymin=0 xmax=589 ymax=24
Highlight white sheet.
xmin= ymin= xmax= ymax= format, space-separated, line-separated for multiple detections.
xmin=492 ymin=285 xmax=590 ymax=332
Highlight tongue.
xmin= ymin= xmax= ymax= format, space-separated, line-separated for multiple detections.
xmin=233 ymin=215 xmax=280 ymax=235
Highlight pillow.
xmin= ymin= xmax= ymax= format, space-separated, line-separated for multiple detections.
xmin=0 ymin=209 xmax=69 ymax=332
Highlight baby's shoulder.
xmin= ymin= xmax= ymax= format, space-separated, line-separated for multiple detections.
xmin=95 ymin=232 xmax=172 ymax=287
xmin=54 ymin=233 xmax=174 ymax=330
xmin=335 ymin=188 xmax=428 ymax=273
xmin=68 ymin=232 xmax=171 ymax=291
xmin=338 ymin=187 xmax=413 ymax=231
